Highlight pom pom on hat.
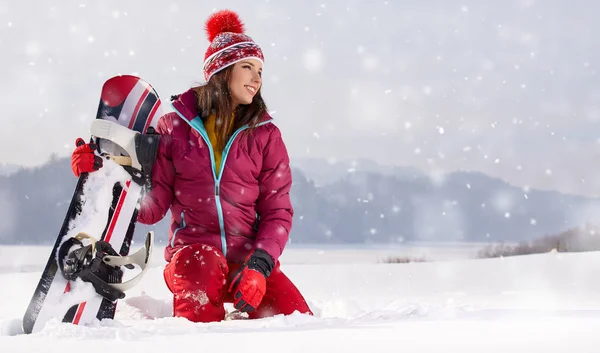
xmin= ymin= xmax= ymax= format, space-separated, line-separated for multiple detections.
xmin=205 ymin=9 xmax=245 ymax=42
xmin=202 ymin=9 xmax=264 ymax=82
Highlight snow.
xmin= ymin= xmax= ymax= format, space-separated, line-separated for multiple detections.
xmin=64 ymin=158 xmax=130 ymax=245
xmin=1 ymin=244 xmax=600 ymax=352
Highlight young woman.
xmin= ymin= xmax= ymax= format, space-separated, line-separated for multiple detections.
xmin=70 ymin=9 xmax=313 ymax=322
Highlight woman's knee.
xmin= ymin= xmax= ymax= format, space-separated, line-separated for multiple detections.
xmin=164 ymin=243 xmax=229 ymax=298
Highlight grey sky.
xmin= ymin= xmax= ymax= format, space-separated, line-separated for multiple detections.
xmin=1 ymin=0 xmax=599 ymax=197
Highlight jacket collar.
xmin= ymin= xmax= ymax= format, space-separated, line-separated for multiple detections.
xmin=170 ymin=89 xmax=199 ymax=121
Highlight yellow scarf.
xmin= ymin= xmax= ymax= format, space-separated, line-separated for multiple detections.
xmin=204 ymin=113 xmax=233 ymax=173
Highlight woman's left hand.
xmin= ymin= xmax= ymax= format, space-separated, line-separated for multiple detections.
xmin=229 ymin=249 xmax=274 ymax=313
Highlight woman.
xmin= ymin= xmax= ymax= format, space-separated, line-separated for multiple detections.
xmin=70 ymin=9 xmax=313 ymax=322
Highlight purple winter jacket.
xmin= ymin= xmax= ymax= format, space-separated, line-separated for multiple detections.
xmin=137 ymin=89 xmax=294 ymax=264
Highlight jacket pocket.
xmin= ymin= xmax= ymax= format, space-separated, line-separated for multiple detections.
xmin=170 ymin=211 xmax=187 ymax=247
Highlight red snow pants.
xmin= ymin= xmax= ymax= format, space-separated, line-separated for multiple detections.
xmin=163 ymin=243 xmax=313 ymax=322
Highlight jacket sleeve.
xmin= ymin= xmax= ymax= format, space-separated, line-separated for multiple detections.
xmin=137 ymin=114 xmax=175 ymax=225
xmin=254 ymin=126 xmax=294 ymax=264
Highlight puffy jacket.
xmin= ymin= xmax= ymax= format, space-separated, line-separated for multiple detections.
xmin=137 ymin=89 xmax=293 ymax=264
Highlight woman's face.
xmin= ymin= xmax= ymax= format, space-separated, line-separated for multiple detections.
xmin=228 ymin=59 xmax=262 ymax=107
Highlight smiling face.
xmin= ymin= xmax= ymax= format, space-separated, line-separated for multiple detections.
xmin=228 ymin=59 xmax=263 ymax=107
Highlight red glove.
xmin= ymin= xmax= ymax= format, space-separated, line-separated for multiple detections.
xmin=229 ymin=249 xmax=274 ymax=313
xmin=71 ymin=138 xmax=103 ymax=177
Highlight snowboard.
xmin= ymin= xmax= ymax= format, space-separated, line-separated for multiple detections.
xmin=22 ymin=75 xmax=163 ymax=334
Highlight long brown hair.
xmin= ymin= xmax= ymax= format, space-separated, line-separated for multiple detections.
xmin=192 ymin=65 xmax=268 ymax=151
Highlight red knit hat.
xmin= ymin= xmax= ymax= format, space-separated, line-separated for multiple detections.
xmin=203 ymin=10 xmax=264 ymax=82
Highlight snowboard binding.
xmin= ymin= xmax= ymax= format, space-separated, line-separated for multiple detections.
xmin=89 ymin=120 xmax=161 ymax=189
xmin=58 ymin=231 xmax=154 ymax=302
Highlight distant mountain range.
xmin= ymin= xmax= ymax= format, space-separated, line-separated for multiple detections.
xmin=290 ymin=157 xmax=426 ymax=186
xmin=0 ymin=157 xmax=599 ymax=246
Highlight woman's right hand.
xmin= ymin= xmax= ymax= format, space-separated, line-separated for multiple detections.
xmin=71 ymin=138 xmax=103 ymax=177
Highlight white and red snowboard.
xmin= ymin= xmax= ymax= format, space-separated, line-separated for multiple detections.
xmin=22 ymin=75 xmax=163 ymax=334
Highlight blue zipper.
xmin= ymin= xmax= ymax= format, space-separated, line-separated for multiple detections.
xmin=170 ymin=211 xmax=186 ymax=247
xmin=170 ymin=103 xmax=272 ymax=257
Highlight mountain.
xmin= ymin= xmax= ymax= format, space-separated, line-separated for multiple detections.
xmin=290 ymin=157 xmax=425 ymax=186
xmin=1 ymin=157 xmax=599 ymax=246
xmin=290 ymin=166 xmax=600 ymax=244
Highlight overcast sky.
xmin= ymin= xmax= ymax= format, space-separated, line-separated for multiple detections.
xmin=1 ymin=0 xmax=599 ymax=197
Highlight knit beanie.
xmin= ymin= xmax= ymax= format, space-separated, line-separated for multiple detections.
xmin=203 ymin=10 xmax=264 ymax=82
